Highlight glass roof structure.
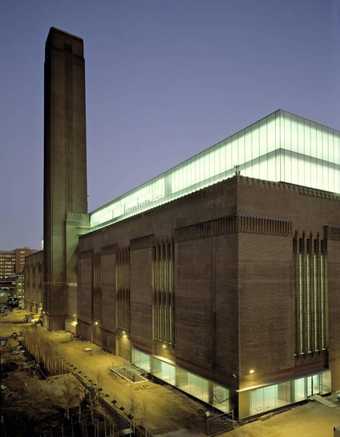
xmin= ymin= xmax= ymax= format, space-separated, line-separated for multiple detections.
xmin=89 ymin=110 xmax=340 ymax=232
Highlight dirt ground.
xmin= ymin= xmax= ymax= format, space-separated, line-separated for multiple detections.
xmin=0 ymin=320 xmax=87 ymax=436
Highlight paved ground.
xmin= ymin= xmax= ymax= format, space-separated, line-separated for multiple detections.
xmin=1 ymin=311 xmax=339 ymax=437
xmin=23 ymin=327 xmax=210 ymax=435
xmin=223 ymin=399 xmax=340 ymax=437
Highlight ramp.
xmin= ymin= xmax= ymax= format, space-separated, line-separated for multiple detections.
xmin=311 ymin=394 xmax=337 ymax=408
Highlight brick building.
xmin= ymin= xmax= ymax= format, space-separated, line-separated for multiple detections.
xmin=0 ymin=248 xmax=34 ymax=303
xmin=0 ymin=248 xmax=33 ymax=278
xmin=0 ymin=251 xmax=16 ymax=278
xmin=25 ymin=28 xmax=340 ymax=419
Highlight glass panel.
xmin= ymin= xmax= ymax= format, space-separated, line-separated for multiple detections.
xmin=306 ymin=376 xmax=313 ymax=397
xmin=250 ymin=387 xmax=264 ymax=415
xmin=184 ymin=371 xmax=209 ymax=402
xmin=294 ymin=377 xmax=306 ymax=401
xmin=312 ymin=374 xmax=320 ymax=395
xmin=175 ymin=366 xmax=230 ymax=412
xmin=249 ymin=385 xmax=277 ymax=415
xmin=277 ymin=381 xmax=292 ymax=407
xmin=320 ymin=370 xmax=332 ymax=394
xmin=263 ymin=385 xmax=278 ymax=412
xmin=89 ymin=111 xmax=340 ymax=230
xmin=132 ymin=348 xmax=151 ymax=373
xmin=212 ymin=383 xmax=230 ymax=413
xmin=244 ymin=371 xmax=331 ymax=417
xmin=152 ymin=357 xmax=175 ymax=385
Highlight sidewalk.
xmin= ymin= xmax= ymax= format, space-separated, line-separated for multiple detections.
xmin=31 ymin=328 xmax=209 ymax=436
xmin=222 ymin=400 xmax=340 ymax=437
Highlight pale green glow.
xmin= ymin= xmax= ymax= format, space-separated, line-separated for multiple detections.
xmin=90 ymin=110 xmax=340 ymax=231
xmin=131 ymin=346 xmax=230 ymax=413
xmin=247 ymin=370 xmax=330 ymax=417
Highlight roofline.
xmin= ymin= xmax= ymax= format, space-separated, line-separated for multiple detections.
xmin=89 ymin=109 xmax=340 ymax=216
xmin=48 ymin=26 xmax=83 ymax=42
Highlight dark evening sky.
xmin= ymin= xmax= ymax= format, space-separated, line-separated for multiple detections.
xmin=1 ymin=0 xmax=339 ymax=250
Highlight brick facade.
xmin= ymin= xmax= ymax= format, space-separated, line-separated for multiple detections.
xmin=76 ymin=175 xmax=340 ymax=416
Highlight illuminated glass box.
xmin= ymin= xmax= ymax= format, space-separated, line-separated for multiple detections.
xmin=90 ymin=110 xmax=340 ymax=231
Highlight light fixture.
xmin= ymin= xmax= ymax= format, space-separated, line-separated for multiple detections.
xmin=162 ymin=344 xmax=167 ymax=349
xmin=71 ymin=320 xmax=78 ymax=327
xmin=94 ymin=321 xmax=99 ymax=326
xmin=249 ymin=369 xmax=255 ymax=375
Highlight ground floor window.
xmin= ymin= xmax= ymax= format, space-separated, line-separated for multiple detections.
xmin=131 ymin=347 xmax=230 ymax=413
xmin=241 ymin=369 xmax=331 ymax=418
xmin=212 ymin=383 xmax=230 ymax=412
xmin=320 ymin=369 xmax=331 ymax=393
xmin=152 ymin=357 xmax=176 ymax=385
xmin=132 ymin=348 xmax=151 ymax=372
xmin=294 ymin=377 xmax=305 ymax=402
xmin=178 ymin=370 xmax=209 ymax=403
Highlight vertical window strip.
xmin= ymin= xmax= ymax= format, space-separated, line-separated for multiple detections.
xmin=294 ymin=246 xmax=300 ymax=355
xmin=306 ymin=250 xmax=311 ymax=353
xmin=323 ymin=254 xmax=328 ymax=350
xmin=156 ymin=244 xmax=160 ymax=341
xmin=152 ymin=246 xmax=156 ymax=340
xmin=161 ymin=242 xmax=165 ymax=341
xmin=171 ymin=240 xmax=175 ymax=344
xmin=152 ymin=239 xmax=175 ymax=345
xmin=158 ymin=244 xmax=162 ymax=341
xmin=316 ymin=248 xmax=322 ymax=351
xmin=298 ymin=252 xmax=304 ymax=354
xmin=115 ymin=248 xmax=131 ymax=331
xmin=295 ymin=235 xmax=328 ymax=356
xmin=116 ymin=253 xmax=119 ymax=328
xmin=320 ymin=254 xmax=325 ymax=349
xmin=313 ymin=252 xmax=319 ymax=351
xmin=166 ymin=240 xmax=170 ymax=343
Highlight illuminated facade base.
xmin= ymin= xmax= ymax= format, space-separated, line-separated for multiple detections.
xmin=132 ymin=347 xmax=230 ymax=413
xmin=238 ymin=370 xmax=331 ymax=418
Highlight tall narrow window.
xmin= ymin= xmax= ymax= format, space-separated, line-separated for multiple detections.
xmin=116 ymin=248 xmax=130 ymax=332
xmin=294 ymin=233 xmax=328 ymax=355
xmin=152 ymin=239 xmax=175 ymax=344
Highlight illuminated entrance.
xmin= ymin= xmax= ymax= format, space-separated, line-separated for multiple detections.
xmin=240 ymin=370 xmax=331 ymax=417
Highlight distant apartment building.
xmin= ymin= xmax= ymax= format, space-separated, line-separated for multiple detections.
xmin=0 ymin=248 xmax=33 ymax=278
xmin=0 ymin=251 xmax=16 ymax=278
xmin=0 ymin=248 xmax=35 ymax=303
